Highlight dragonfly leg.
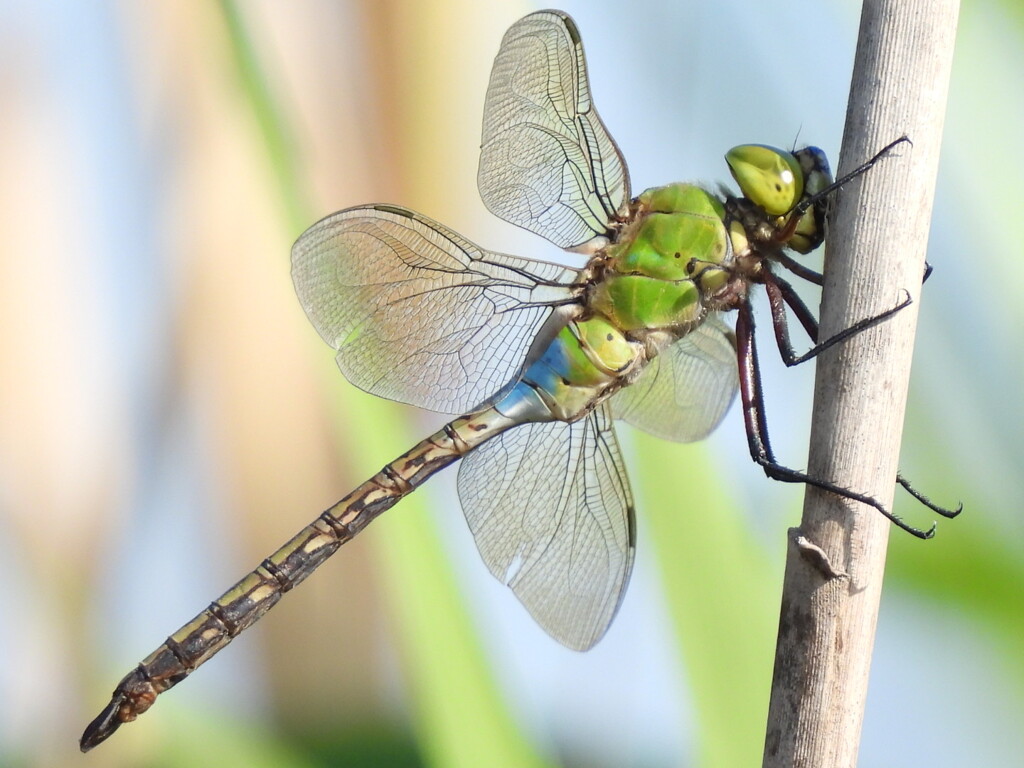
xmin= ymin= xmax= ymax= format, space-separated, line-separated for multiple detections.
xmin=765 ymin=271 xmax=913 ymax=367
xmin=763 ymin=269 xmax=820 ymax=360
xmin=761 ymin=274 xmax=962 ymax=520
xmin=776 ymin=252 xmax=931 ymax=292
xmin=790 ymin=136 xmax=912 ymax=220
xmin=735 ymin=299 xmax=936 ymax=539
xmin=770 ymin=240 xmax=934 ymax=367
xmin=897 ymin=473 xmax=962 ymax=518
xmin=774 ymin=252 xmax=824 ymax=285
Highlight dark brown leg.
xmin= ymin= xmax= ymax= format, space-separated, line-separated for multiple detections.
xmin=774 ymin=252 xmax=824 ymax=285
xmin=764 ymin=270 xmax=913 ymax=367
xmin=758 ymin=279 xmax=961 ymax=520
xmin=734 ymin=299 xmax=936 ymax=538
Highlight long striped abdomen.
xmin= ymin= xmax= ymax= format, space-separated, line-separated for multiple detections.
xmin=80 ymin=407 xmax=518 ymax=751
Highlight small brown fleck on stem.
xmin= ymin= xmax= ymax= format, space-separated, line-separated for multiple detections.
xmin=790 ymin=528 xmax=848 ymax=580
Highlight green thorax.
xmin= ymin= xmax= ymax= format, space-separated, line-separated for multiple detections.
xmin=588 ymin=183 xmax=731 ymax=332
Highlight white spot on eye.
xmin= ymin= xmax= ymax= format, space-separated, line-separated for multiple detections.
xmin=781 ymin=170 xmax=794 ymax=184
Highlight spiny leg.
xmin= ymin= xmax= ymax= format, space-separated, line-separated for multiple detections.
xmin=760 ymin=277 xmax=961 ymax=520
xmin=897 ymin=473 xmax=962 ymax=518
xmin=790 ymin=136 xmax=912 ymax=221
xmin=777 ymin=252 xmax=931 ymax=287
xmin=735 ymin=299 xmax=936 ymax=539
xmin=762 ymin=268 xmax=913 ymax=367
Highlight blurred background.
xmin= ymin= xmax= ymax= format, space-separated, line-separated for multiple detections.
xmin=1 ymin=0 xmax=1021 ymax=766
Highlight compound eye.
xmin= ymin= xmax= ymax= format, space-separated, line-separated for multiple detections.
xmin=793 ymin=146 xmax=834 ymax=196
xmin=725 ymin=144 xmax=804 ymax=215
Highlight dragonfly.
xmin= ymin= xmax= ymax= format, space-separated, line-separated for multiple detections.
xmin=81 ymin=9 xmax=959 ymax=751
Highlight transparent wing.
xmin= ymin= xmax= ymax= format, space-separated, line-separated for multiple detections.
xmin=457 ymin=403 xmax=635 ymax=651
xmin=292 ymin=204 xmax=577 ymax=414
xmin=613 ymin=314 xmax=739 ymax=442
xmin=478 ymin=10 xmax=630 ymax=250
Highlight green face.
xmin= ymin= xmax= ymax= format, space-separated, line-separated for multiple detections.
xmin=725 ymin=144 xmax=804 ymax=216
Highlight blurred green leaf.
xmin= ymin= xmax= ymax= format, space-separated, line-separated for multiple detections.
xmin=637 ymin=435 xmax=777 ymax=766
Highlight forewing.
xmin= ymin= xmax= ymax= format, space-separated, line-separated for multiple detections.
xmin=478 ymin=10 xmax=630 ymax=249
xmin=613 ymin=314 xmax=739 ymax=443
xmin=292 ymin=204 xmax=577 ymax=414
xmin=457 ymin=404 xmax=635 ymax=651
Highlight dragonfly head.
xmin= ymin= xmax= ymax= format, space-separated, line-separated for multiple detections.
xmin=725 ymin=144 xmax=834 ymax=254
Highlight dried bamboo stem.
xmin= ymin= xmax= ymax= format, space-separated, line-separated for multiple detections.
xmin=762 ymin=1 xmax=959 ymax=766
